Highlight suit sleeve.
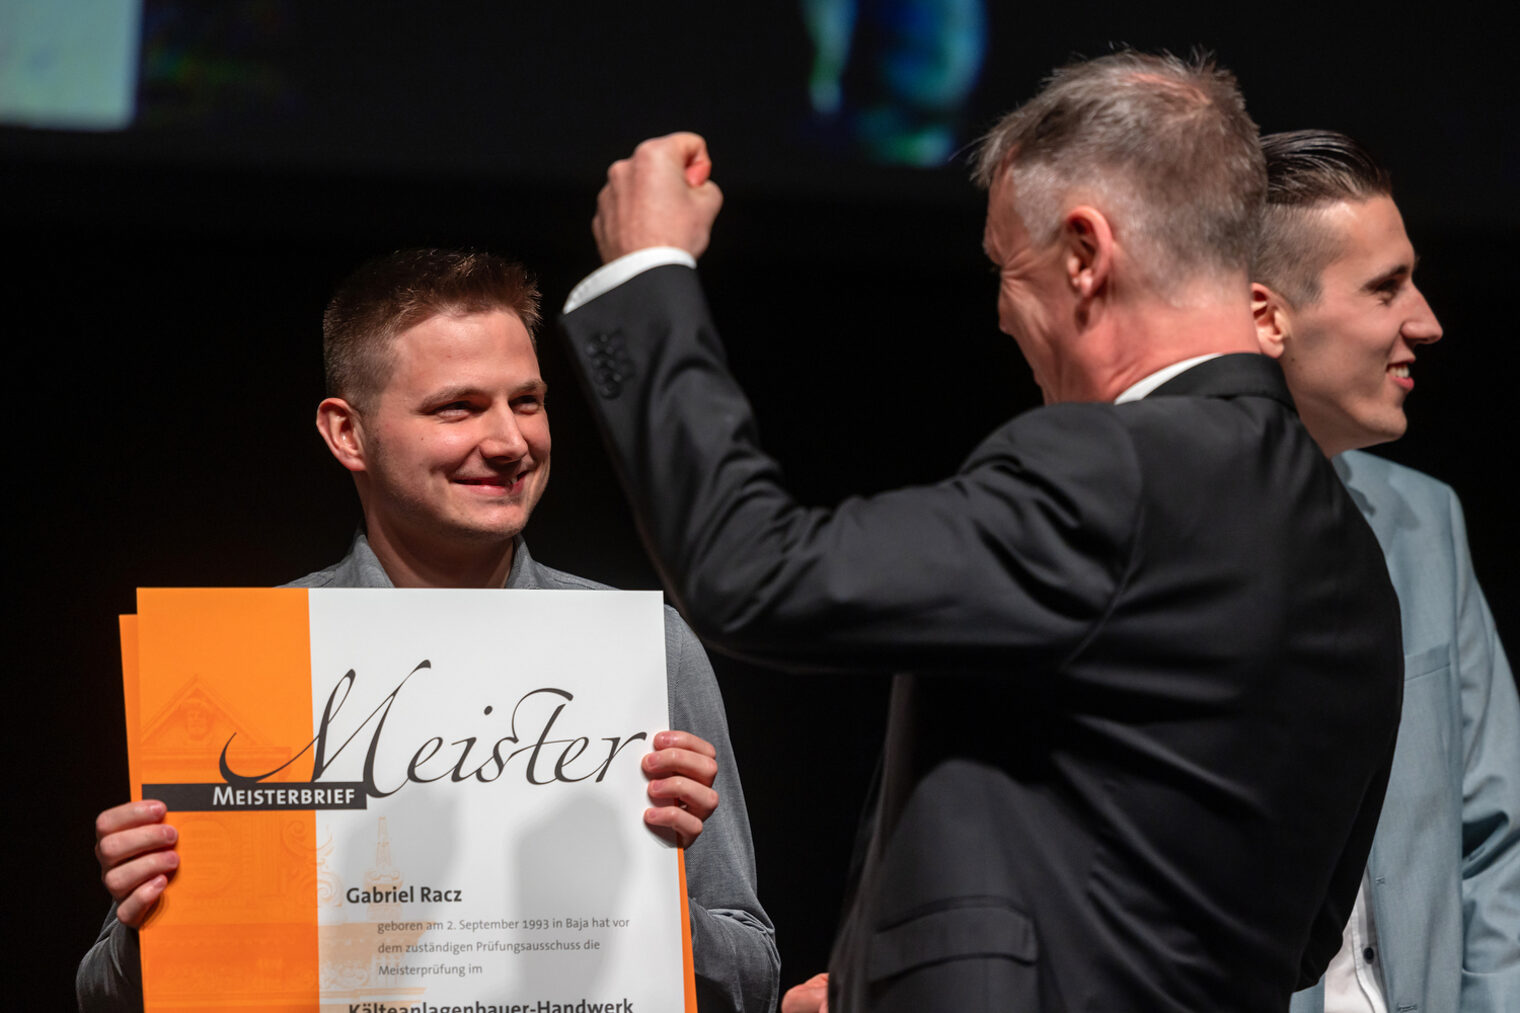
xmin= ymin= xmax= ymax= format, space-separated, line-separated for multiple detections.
xmin=1297 ymin=790 xmax=1383 ymax=990
xmin=1449 ymin=490 xmax=1520 ymax=1010
xmin=665 ymin=614 xmax=780 ymax=1013
xmin=560 ymin=265 xmax=1134 ymax=673
xmin=76 ymin=904 xmax=142 ymax=1012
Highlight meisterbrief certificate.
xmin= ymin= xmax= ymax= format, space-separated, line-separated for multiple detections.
xmin=120 ymin=587 xmax=694 ymax=1012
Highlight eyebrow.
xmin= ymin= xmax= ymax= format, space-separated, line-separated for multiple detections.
xmin=1360 ymin=256 xmax=1417 ymax=294
xmin=421 ymin=379 xmax=548 ymax=405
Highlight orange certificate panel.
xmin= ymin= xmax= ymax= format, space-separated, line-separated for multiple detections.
xmin=125 ymin=588 xmax=692 ymax=1013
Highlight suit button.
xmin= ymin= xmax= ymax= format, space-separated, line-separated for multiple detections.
xmin=1362 ymin=946 xmax=1375 ymax=964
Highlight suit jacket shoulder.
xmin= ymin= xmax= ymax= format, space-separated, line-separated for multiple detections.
xmin=1323 ymin=450 xmax=1520 ymax=1013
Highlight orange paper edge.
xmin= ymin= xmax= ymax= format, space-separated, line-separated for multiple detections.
xmin=119 ymin=615 xmax=142 ymax=802
xmin=679 ymin=848 xmax=697 ymax=1013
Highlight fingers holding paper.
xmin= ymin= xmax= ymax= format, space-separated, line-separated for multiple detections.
xmin=594 ymin=132 xmax=723 ymax=264
xmin=95 ymin=799 xmax=179 ymax=928
xmin=642 ymin=729 xmax=720 ymax=848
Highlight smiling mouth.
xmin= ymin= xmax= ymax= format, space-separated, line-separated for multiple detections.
xmin=1389 ymin=364 xmax=1410 ymax=379
xmin=455 ymin=473 xmax=526 ymax=492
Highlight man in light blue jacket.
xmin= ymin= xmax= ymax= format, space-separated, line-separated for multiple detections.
xmin=1252 ymin=129 xmax=1520 ymax=1012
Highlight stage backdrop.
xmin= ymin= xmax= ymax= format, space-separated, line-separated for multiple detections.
xmin=7 ymin=2 xmax=1515 ymax=1006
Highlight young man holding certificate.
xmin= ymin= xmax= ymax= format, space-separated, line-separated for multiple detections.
xmin=79 ymin=249 xmax=778 ymax=1013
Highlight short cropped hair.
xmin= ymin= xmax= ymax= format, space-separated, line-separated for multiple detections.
xmin=1256 ymin=129 xmax=1393 ymax=306
xmin=973 ymin=51 xmax=1265 ymax=294
xmin=323 ymin=248 xmax=542 ymax=407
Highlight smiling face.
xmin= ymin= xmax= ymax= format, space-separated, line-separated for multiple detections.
xmin=348 ymin=308 xmax=550 ymax=572
xmin=1267 ymin=196 xmax=1442 ymax=456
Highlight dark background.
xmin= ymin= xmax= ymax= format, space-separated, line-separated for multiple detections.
xmin=6 ymin=2 xmax=1516 ymax=1006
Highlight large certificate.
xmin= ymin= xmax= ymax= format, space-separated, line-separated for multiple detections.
xmin=121 ymin=587 xmax=694 ymax=1012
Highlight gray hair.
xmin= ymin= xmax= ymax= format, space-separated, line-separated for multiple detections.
xmin=973 ymin=51 xmax=1265 ymax=295
xmin=1256 ymin=129 xmax=1394 ymax=306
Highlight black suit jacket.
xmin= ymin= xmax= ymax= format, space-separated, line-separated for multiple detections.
xmin=561 ymin=265 xmax=1403 ymax=1012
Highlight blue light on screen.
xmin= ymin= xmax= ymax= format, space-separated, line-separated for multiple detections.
xmin=0 ymin=0 xmax=142 ymax=130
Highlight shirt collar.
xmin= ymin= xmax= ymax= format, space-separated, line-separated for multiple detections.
xmin=1113 ymin=353 xmax=1224 ymax=404
xmin=348 ymin=530 xmax=534 ymax=589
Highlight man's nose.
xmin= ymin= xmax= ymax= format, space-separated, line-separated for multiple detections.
xmin=1404 ymin=285 xmax=1443 ymax=346
xmin=480 ymin=406 xmax=528 ymax=459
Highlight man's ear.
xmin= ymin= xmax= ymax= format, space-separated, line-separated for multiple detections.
xmin=1062 ymin=206 xmax=1113 ymax=301
xmin=316 ymin=397 xmax=368 ymax=473
xmin=1251 ymin=282 xmax=1291 ymax=359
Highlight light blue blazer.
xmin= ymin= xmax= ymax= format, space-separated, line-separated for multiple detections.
xmin=1292 ymin=451 xmax=1520 ymax=1012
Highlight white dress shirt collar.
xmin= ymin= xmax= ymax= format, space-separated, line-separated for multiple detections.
xmin=1113 ymin=353 xmax=1224 ymax=404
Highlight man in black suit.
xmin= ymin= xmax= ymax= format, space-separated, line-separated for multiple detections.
xmin=560 ymin=52 xmax=1403 ymax=1012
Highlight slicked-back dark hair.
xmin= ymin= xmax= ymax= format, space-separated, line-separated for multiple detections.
xmin=323 ymin=248 xmax=542 ymax=408
xmin=1256 ymin=129 xmax=1393 ymax=306
xmin=973 ymin=50 xmax=1265 ymax=295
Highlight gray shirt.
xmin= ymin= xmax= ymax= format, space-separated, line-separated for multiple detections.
xmin=77 ymin=534 xmax=778 ymax=1013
